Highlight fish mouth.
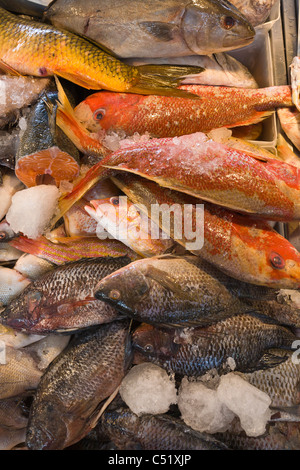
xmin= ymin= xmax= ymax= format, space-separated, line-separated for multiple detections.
xmin=94 ymin=289 xmax=134 ymax=316
xmin=223 ymin=33 xmax=255 ymax=49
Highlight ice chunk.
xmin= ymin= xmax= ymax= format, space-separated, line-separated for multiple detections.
xmin=217 ymin=373 xmax=272 ymax=437
xmin=178 ymin=377 xmax=235 ymax=434
xmin=6 ymin=185 xmax=60 ymax=239
xmin=119 ymin=363 xmax=177 ymax=416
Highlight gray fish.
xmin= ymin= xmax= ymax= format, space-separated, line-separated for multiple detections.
xmin=45 ymin=0 xmax=255 ymax=58
xmin=26 ymin=320 xmax=132 ymax=450
xmin=132 ymin=313 xmax=296 ymax=377
xmin=94 ymin=254 xmax=285 ymax=328
xmin=1 ymin=257 xmax=131 ymax=334
xmin=98 ymin=407 xmax=229 ymax=450
xmin=229 ymin=0 xmax=278 ymax=27
xmin=125 ymin=53 xmax=258 ymax=89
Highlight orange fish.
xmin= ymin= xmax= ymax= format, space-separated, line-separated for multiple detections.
xmin=73 ymin=85 xmax=293 ymax=138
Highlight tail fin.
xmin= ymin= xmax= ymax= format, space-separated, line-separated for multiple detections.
xmin=129 ymin=65 xmax=204 ymax=98
xmin=55 ymin=76 xmax=108 ymax=158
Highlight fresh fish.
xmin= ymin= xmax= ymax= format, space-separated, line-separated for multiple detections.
xmin=132 ymin=314 xmax=296 ymax=377
xmin=0 ymin=396 xmax=29 ymax=429
xmin=0 ymin=171 xmax=24 ymax=221
xmin=125 ymin=53 xmax=258 ymax=88
xmin=85 ymin=197 xmax=175 ymax=258
xmin=14 ymin=253 xmax=54 ymax=280
xmin=277 ymin=134 xmax=300 ymax=169
xmin=15 ymin=91 xmax=80 ymax=188
xmin=9 ymin=234 xmax=139 ymax=266
xmin=45 ymin=0 xmax=255 ymax=58
xmin=242 ymin=350 xmax=300 ymax=409
xmin=64 ymin=200 xmax=98 ymax=238
xmin=0 ymin=219 xmax=17 ymax=243
xmin=73 ymin=85 xmax=292 ymax=139
xmin=0 ymin=76 xmax=50 ymax=129
xmin=277 ymin=107 xmax=300 ymax=153
xmin=216 ymin=422 xmax=300 ymax=450
xmin=94 ymin=254 xmax=292 ymax=327
xmin=291 ymin=57 xmax=300 ymax=113
xmin=0 ymin=0 xmax=48 ymax=17
xmin=0 ymin=334 xmax=69 ymax=399
xmin=0 ymin=257 xmax=131 ymax=334
xmin=0 ymin=267 xmax=31 ymax=306
xmin=0 ymin=129 xmax=20 ymax=170
xmin=0 ymin=243 xmax=23 ymax=263
xmin=0 ymin=7 xmax=206 ymax=98
xmin=110 ymin=172 xmax=300 ymax=290
xmin=98 ymin=407 xmax=229 ymax=450
xmin=229 ymin=0 xmax=278 ymax=26
xmin=0 ymin=427 xmax=26 ymax=451
xmin=26 ymin=320 xmax=132 ymax=450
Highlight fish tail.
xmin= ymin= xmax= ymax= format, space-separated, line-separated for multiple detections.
xmin=55 ymin=76 xmax=108 ymax=158
xmin=129 ymin=65 xmax=204 ymax=98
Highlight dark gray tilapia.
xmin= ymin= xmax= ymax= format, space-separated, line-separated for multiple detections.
xmin=229 ymin=0 xmax=278 ymax=27
xmin=132 ymin=314 xmax=296 ymax=377
xmin=94 ymin=254 xmax=298 ymax=328
xmin=1 ymin=257 xmax=131 ymax=334
xmin=125 ymin=53 xmax=258 ymax=89
xmin=26 ymin=320 xmax=132 ymax=450
xmin=98 ymin=407 xmax=229 ymax=450
xmin=45 ymin=0 xmax=255 ymax=58
xmin=0 ymin=76 xmax=50 ymax=129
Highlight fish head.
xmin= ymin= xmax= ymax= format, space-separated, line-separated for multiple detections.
xmin=1 ymin=288 xmax=44 ymax=331
xmin=132 ymin=323 xmax=178 ymax=362
xmin=230 ymin=218 xmax=300 ymax=289
xmin=182 ymin=0 xmax=255 ymax=54
xmin=74 ymin=92 xmax=141 ymax=133
xmin=94 ymin=262 xmax=151 ymax=317
xmin=26 ymin=400 xmax=68 ymax=450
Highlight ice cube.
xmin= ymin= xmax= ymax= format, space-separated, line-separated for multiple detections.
xmin=119 ymin=363 xmax=177 ymax=416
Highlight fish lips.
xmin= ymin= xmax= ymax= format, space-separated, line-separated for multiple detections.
xmin=94 ymin=288 xmax=135 ymax=317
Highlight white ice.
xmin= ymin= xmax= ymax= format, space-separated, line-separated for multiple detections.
xmin=119 ymin=363 xmax=177 ymax=416
xmin=6 ymin=185 xmax=60 ymax=239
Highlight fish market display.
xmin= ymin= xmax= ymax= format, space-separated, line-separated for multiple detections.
xmin=26 ymin=320 xmax=132 ymax=450
xmin=73 ymin=85 xmax=292 ymax=138
xmin=44 ymin=0 xmax=255 ymax=58
xmin=0 ymin=257 xmax=131 ymax=334
xmin=132 ymin=314 xmax=296 ymax=377
xmin=0 ymin=7 xmax=205 ymax=98
xmin=15 ymin=91 xmax=80 ymax=188
xmin=0 ymin=0 xmax=298 ymax=452
xmin=98 ymin=407 xmax=229 ymax=450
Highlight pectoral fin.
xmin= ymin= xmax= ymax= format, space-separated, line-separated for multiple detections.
xmin=139 ymin=21 xmax=177 ymax=42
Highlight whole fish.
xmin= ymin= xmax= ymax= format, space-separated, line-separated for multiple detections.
xmin=94 ymin=254 xmax=293 ymax=327
xmin=0 ymin=171 xmax=24 ymax=222
xmin=125 ymin=53 xmax=258 ymax=88
xmin=73 ymin=85 xmax=293 ymax=139
xmin=229 ymin=0 xmax=278 ymax=26
xmin=15 ymin=91 xmax=81 ymax=188
xmin=0 ymin=267 xmax=31 ymax=306
xmin=98 ymin=407 xmax=229 ymax=450
xmin=216 ymin=422 xmax=300 ymax=450
xmin=132 ymin=314 xmax=296 ymax=377
xmin=26 ymin=320 xmax=132 ymax=450
xmin=9 ymin=235 xmax=139 ymax=266
xmin=64 ymin=199 xmax=98 ymax=238
xmin=0 ymin=7 xmax=205 ymax=98
xmin=45 ymin=0 xmax=255 ymax=58
xmin=0 ymin=76 xmax=50 ymax=129
xmin=85 ymin=196 xmax=175 ymax=258
xmin=277 ymin=107 xmax=300 ymax=153
xmin=98 ymin=131 xmax=300 ymax=222
xmin=0 ymin=257 xmax=131 ymax=334
xmin=14 ymin=253 xmax=54 ymax=280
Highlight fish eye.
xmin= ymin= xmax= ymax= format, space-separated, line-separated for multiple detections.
xmin=144 ymin=344 xmax=154 ymax=354
xmin=109 ymin=289 xmax=121 ymax=300
xmin=221 ymin=16 xmax=236 ymax=30
xmin=110 ymin=197 xmax=119 ymax=206
xmin=93 ymin=108 xmax=106 ymax=121
xmin=0 ymin=231 xmax=7 ymax=241
xmin=270 ymin=252 xmax=285 ymax=270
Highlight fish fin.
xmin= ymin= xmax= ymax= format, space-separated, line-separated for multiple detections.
xmin=130 ymin=65 xmax=204 ymax=98
xmin=54 ymin=70 xmax=103 ymax=90
xmin=55 ymin=76 xmax=107 ymax=157
xmin=0 ymin=59 xmax=21 ymax=76
xmin=144 ymin=265 xmax=196 ymax=300
xmin=244 ymin=352 xmax=289 ymax=373
xmin=270 ymin=405 xmax=300 ymax=422
xmin=139 ymin=21 xmax=177 ymax=42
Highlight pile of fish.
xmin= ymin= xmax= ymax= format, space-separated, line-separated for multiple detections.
xmin=0 ymin=0 xmax=300 ymax=451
